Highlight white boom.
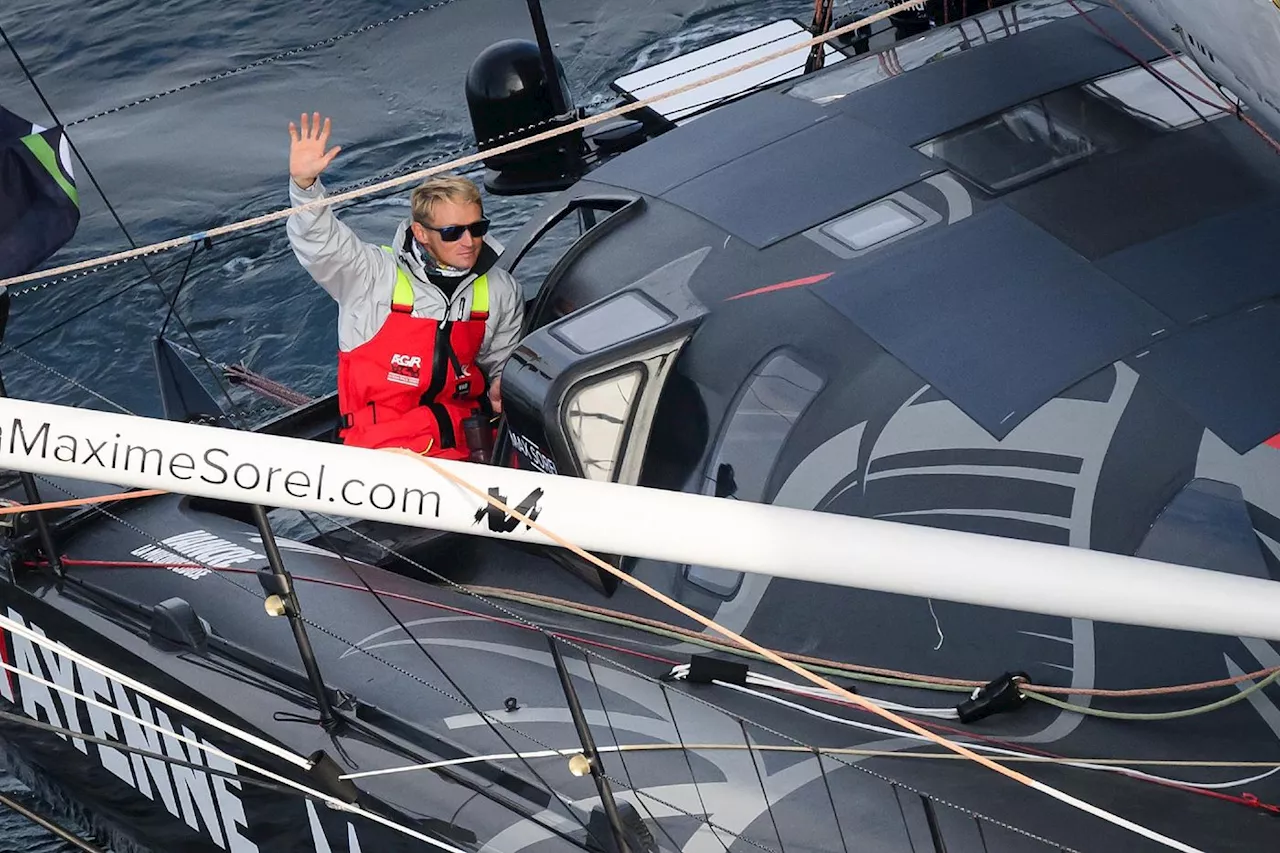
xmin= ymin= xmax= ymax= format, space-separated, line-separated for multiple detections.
xmin=0 ymin=397 xmax=1277 ymax=641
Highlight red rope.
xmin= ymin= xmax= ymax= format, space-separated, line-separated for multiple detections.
xmin=37 ymin=558 xmax=1280 ymax=814
xmin=1071 ymin=0 xmax=1280 ymax=153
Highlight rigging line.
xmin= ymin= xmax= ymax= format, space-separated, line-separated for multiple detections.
xmin=0 ymin=489 xmax=166 ymax=515
xmin=47 ymin=494 xmax=1055 ymax=853
xmin=304 ymin=499 xmax=1075 ymax=850
xmin=32 ymin=561 xmax=678 ymax=670
xmin=158 ymin=241 xmax=201 ymax=339
xmin=51 ymin=512 xmax=779 ymax=853
xmin=28 ymin=507 xmax=604 ymax=853
xmin=1063 ymin=0 xmax=1212 ymax=128
xmin=26 ymin=471 xmax=1057 ymax=853
xmin=9 ymin=254 xmax=189 ymax=348
xmin=292 ymin=510 xmax=602 ymax=846
xmin=0 ymin=25 xmax=247 ymax=424
xmin=708 ymin=680 xmax=1280 ymax=796
xmin=1085 ymin=0 xmax=1280 ymax=152
xmin=103 ymin=533 xmax=1252 ymax=841
xmin=740 ymin=719 xmax=788 ymax=853
xmin=658 ymin=681 xmax=732 ymax=853
xmin=0 ymin=614 xmax=310 ymax=770
xmin=0 ymin=708 xmax=316 ymax=800
xmin=336 ymin=743 xmax=1280 ymax=782
xmin=63 ymin=0 xmax=469 ymax=128
xmin=581 ymin=650 xmax=688 ymax=853
xmin=396 ymin=451 xmax=1206 ymax=853
xmin=1024 ymin=674 xmax=1280 ymax=721
xmin=892 ymin=785 xmax=919 ymax=853
xmin=0 ymin=344 xmax=135 ymax=415
xmin=0 ymin=0 xmax=932 ymax=290
xmin=466 ymin=584 xmax=1280 ymax=699
xmin=0 ymin=655 xmax=475 ymax=853
xmin=814 ymin=749 xmax=851 ymax=853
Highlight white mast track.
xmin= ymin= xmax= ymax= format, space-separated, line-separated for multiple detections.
xmin=0 ymin=397 xmax=1278 ymax=642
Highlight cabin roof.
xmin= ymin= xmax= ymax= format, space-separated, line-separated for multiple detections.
xmin=576 ymin=1 xmax=1280 ymax=451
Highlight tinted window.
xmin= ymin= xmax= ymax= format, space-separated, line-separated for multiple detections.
xmin=916 ymin=84 xmax=1159 ymax=194
xmin=563 ymin=366 xmax=645 ymax=483
xmin=508 ymin=205 xmax=619 ymax=305
xmin=684 ymin=352 xmax=824 ymax=597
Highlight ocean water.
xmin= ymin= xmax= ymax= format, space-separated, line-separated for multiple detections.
xmin=0 ymin=0 xmax=816 ymax=847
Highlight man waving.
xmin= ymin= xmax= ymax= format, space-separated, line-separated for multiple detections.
xmin=285 ymin=113 xmax=524 ymax=459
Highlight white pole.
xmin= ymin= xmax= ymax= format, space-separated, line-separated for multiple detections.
xmin=0 ymin=397 xmax=1276 ymax=641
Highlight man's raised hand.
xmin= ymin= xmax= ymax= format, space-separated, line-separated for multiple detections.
xmin=289 ymin=112 xmax=341 ymax=190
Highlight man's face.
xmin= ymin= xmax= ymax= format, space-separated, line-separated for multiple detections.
xmin=411 ymin=198 xmax=485 ymax=271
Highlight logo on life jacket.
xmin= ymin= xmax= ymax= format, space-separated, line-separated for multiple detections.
xmin=388 ymin=353 xmax=422 ymax=386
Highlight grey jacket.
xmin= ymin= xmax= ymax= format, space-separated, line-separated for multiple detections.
xmin=286 ymin=178 xmax=524 ymax=380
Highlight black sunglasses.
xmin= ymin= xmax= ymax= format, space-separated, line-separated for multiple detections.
xmin=420 ymin=218 xmax=490 ymax=242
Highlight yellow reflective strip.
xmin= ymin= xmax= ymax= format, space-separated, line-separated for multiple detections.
xmin=380 ymin=245 xmax=414 ymax=309
xmin=392 ymin=268 xmax=415 ymax=309
xmin=472 ymin=274 xmax=489 ymax=316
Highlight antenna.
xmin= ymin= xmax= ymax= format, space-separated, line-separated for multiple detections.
xmin=0 ymin=288 xmax=62 ymax=576
xmin=252 ymin=503 xmax=339 ymax=730
xmin=526 ymin=0 xmax=569 ymax=117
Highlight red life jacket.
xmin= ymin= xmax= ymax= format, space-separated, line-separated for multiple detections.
xmin=336 ymin=252 xmax=490 ymax=460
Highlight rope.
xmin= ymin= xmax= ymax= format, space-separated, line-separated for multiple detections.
xmin=339 ymin=741 xmax=1280 ymax=777
xmin=465 ymin=585 xmax=1280 ymax=700
xmin=0 ymin=0 xmax=932 ymax=290
xmin=1091 ymin=0 xmax=1280 ymax=153
xmin=0 ymin=489 xmax=166 ymax=516
xmin=0 ymin=345 xmax=135 ymax=414
xmin=392 ymin=449 xmax=1207 ymax=853
xmin=1025 ymin=672 xmax=1280 ymax=721
xmin=62 ymin=0 xmax=469 ymax=128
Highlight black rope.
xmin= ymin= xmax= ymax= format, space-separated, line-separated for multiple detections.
xmin=295 ymin=510 xmax=604 ymax=848
xmin=158 ymin=241 xmax=202 ymax=339
xmin=63 ymin=0 xmax=468 ymax=128
xmin=582 ymin=650 xmax=687 ymax=853
xmin=659 ymin=683 xmax=731 ymax=853
xmin=815 ymin=749 xmax=851 ymax=853
xmin=975 ymin=816 xmax=992 ymax=853
xmin=740 ymin=719 xmax=787 ymax=853
xmin=893 ymin=784 xmax=920 ymax=853
xmin=0 ymin=23 xmax=246 ymax=428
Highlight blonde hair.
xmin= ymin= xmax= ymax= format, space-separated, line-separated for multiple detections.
xmin=410 ymin=174 xmax=483 ymax=226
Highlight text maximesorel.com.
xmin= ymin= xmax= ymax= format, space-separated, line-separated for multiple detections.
xmin=0 ymin=419 xmax=441 ymax=517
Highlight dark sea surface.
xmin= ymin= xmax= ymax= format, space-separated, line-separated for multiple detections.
xmin=0 ymin=0 xmax=812 ymax=848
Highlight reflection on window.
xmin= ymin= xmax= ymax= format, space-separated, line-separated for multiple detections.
xmin=1084 ymin=55 xmax=1229 ymax=130
xmin=509 ymin=206 xmax=617 ymax=303
xmin=825 ymin=199 xmax=924 ymax=251
xmin=684 ymin=352 xmax=824 ymax=598
xmin=915 ymin=85 xmax=1159 ymax=194
xmin=787 ymin=0 xmax=1096 ymax=105
xmin=552 ymin=291 xmax=673 ymax=354
xmin=563 ymin=367 xmax=643 ymax=482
